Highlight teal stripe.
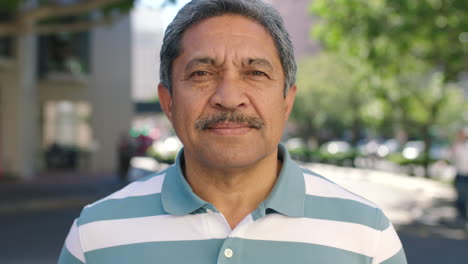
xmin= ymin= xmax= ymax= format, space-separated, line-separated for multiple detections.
xmin=232 ymin=238 xmax=371 ymax=264
xmin=78 ymin=193 xmax=167 ymax=226
xmin=85 ymin=239 xmax=224 ymax=264
xmin=379 ymin=248 xmax=407 ymax=264
xmin=58 ymin=246 xmax=84 ymax=264
xmin=84 ymin=238 xmax=373 ymax=264
xmin=304 ymin=195 xmax=390 ymax=230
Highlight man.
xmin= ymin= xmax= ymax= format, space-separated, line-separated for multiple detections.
xmin=59 ymin=0 xmax=407 ymax=263
xmin=452 ymin=128 xmax=468 ymax=220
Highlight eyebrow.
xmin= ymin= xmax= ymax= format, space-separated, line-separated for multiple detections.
xmin=243 ymin=58 xmax=274 ymax=72
xmin=185 ymin=57 xmax=217 ymax=72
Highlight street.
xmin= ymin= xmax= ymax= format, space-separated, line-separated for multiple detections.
xmin=0 ymin=208 xmax=82 ymax=264
xmin=1 ymin=165 xmax=467 ymax=264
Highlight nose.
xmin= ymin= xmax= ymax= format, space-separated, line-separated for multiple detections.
xmin=209 ymin=75 xmax=248 ymax=111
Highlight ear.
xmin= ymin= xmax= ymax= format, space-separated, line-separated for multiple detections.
xmin=158 ymin=83 xmax=173 ymax=122
xmin=283 ymin=84 xmax=297 ymax=120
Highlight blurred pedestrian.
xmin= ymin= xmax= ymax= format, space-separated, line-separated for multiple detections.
xmin=117 ymin=132 xmax=135 ymax=182
xmin=452 ymin=127 xmax=468 ymax=219
xmin=59 ymin=1 xmax=407 ymax=263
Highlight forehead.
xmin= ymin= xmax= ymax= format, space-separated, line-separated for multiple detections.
xmin=178 ymin=15 xmax=281 ymax=64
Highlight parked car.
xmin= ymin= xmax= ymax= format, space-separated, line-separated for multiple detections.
xmin=148 ymin=136 xmax=183 ymax=163
xmin=401 ymin=140 xmax=450 ymax=161
xmin=319 ymin=140 xmax=355 ymax=166
xmin=376 ymin=139 xmax=400 ymax=158
xmin=320 ymin=140 xmax=351 ymax=155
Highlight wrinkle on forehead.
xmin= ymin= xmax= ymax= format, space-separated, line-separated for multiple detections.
xmin=185 ymin=57 xmax=218 ymax=71
xmin=184 ymin=56 xmax=274 ymax=71
xmin=176 ymin=14 xmax=283 ymax=76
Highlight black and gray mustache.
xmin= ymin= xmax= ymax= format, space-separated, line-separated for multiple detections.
xmin=195 ymin=111 xmax=264 ymax=130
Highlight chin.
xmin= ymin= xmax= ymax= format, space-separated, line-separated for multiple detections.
xmin=200 ymin=143 xmax=275 ymax=168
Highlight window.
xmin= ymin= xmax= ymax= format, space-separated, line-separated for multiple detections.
xmin=38 ymin=31 xmax=90 ymax=78
xmin=0 ymin=10 xmax=12 ymax=58
xmin=0 ymin=37 xmax=12 ymax=58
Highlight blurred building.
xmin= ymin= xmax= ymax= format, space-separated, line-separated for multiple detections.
xmin=266 ymin=0 xmax=320 ymax=58
xmin=0 ymin=6 xmax=164 ymax=180
xmin=131 ymin=6 xmax=164 ymax=101
xmin=0 ymin=0 xmax=320 ymax=180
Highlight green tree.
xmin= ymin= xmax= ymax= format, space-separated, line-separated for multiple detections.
xmin=0 ymin=0 xmax=138 ymax=36
xmin=310 ymin=0 xmax=468 ymax=176
xmin=292 ymin=53 xmax=376 ymax=146
xmin=311 ymin=0 xmax=467 ymax=80
xmin=381 ymin=68 xmax=467 ymax=163
xmin=0 ymin=0 xmax=177 ymax=36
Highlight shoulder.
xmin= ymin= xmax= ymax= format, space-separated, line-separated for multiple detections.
xmin=301 ymin=167 xmax=378 ymax=207
xmin=76 ymin=166 xmax=172 ymax=227
xmin=300 ymin=167 xmax=389 ymax=231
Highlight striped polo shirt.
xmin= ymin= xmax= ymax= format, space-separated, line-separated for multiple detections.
xmin=59 ymin=144 xmax=407 ymax=264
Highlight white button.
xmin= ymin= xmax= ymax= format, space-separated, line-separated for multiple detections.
xmin=224 ymin=248 xmax=233 ymax=258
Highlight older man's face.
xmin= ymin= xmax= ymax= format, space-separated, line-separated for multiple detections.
xmin=159 ymin=15 xmax=296 ymax=170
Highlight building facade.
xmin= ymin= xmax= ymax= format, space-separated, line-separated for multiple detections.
xmin=0 ymin=15 xmax=134 ymax=180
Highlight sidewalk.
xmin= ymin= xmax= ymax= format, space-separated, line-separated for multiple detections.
xmin=303 ymin=163 xmax=466 ymax=240
xmin=0 ymin=171 xmax=123 ymax=214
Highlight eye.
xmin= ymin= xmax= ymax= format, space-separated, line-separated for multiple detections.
xmin=188 ymin=70 xmax=215 ymax=82
xmin=249 ymin=71 xmax=267 ymax=76
xmin=246 ymin=70 xmax=269 ymax=80
xmin=190 ymin=71 xmax=210 ymax=77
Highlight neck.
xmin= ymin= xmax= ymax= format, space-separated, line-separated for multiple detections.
xmin=183 ymin=150 xmax=282 ymax=229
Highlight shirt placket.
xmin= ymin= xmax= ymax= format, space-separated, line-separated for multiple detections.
xmin=209 ymin=208 xmax=259 ymax=264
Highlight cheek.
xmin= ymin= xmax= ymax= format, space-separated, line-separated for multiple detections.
xmin=172 ymin=92 xmax=206 ymax=124
xmin=261 ymin=94 xmax=286 ymax=120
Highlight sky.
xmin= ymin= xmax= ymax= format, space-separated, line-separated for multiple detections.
xmin=137 ymin=0 xmax=192 ymax=29
xmin=132 ymin=0 xmax=191 ymax=101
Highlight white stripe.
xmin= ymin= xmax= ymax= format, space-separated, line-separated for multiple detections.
xmin=304 ymin=173 xmax=377 ymax=208
xmin=80 ymin=213 xmax=229 ymax=252
xmin=87 ymin=173 xmax=166 ymax=208
xmin=231 ymin=214 xmax=378 ymax=257
xmin=372 ymin=223 xmax=403 ymax=264
xmin=65 ymin=219 xmax=86 ymax=263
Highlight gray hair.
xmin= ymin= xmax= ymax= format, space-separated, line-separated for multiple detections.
xmin=159 ymin=0 xmax=297 ymax=96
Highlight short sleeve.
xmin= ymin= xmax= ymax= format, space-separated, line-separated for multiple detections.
xmin=372 ymin=211 xmax=407 ymax=264
xmin=58 ymin=219 xmax=86 ymax=264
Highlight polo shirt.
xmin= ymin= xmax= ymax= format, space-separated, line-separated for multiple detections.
xmin=59 ymin=144 xmax=407 ymax=264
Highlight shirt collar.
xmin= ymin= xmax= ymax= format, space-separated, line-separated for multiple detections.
xmin=161 ymin=149 xmax=207 ymax=215
xmin=263 ymin=144 xmax=305 ymax=217
xmin=161 ymin=144 xmax=306 ymax=217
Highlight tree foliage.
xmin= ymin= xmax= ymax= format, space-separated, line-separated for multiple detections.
xmin=0 ymin=0 xmax=177 ymax=36
xmin=308 ymin=0 xmax=468 ymax=175
xmin=310 ymin=0 xmax=468 ymax=136
xmin=311 ymin=0 xmax=467 ymax=81
xmin=292 ymin=53 xmax=375 ymax=145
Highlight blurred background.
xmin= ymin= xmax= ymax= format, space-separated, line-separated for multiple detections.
xmin=0 ymin=0 xmax=467 ymax=263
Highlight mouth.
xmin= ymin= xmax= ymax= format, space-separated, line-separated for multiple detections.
xmin=208 ymin=122 xmax=253 ymax=129
xmin=207 ymin=122 xmax=253 ymax=135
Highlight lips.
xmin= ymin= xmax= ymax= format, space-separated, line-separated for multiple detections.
xmin=208 ymin=122 xmax=251 ymax=129
xmin=206 ymin=122 xmax=252 ymax=135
